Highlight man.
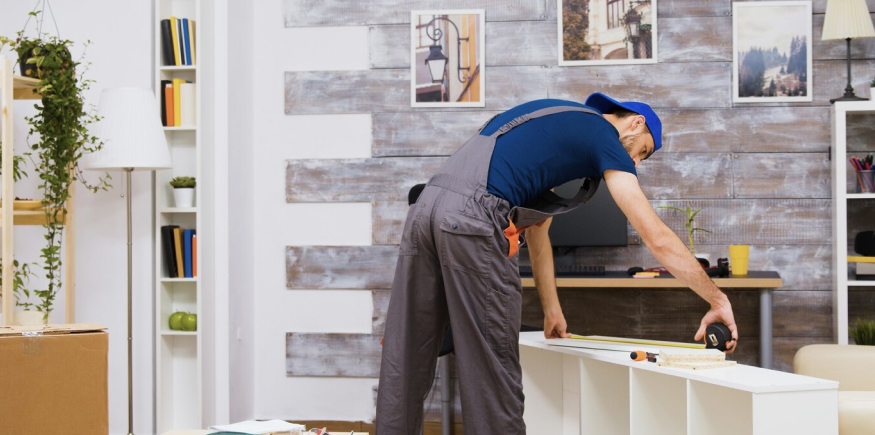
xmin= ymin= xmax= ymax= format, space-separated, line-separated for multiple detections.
xmin=376 ymin=93 xmax=738 ymax=434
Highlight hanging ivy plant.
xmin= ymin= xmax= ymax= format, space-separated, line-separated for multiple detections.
xmin=1 ymin=18 xmax=111 ymax=316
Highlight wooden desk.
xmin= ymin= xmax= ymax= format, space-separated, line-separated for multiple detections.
xmin=521 ymin=271 xmax=783 ymax=369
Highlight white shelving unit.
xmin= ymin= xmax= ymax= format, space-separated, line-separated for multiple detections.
xmin=154 ymin=0 xmax=202 ymax=432
xmin=830 ymin=100 xmax=875 ymax=345
xmin=520 ymin=332 xmax=838 ymax=435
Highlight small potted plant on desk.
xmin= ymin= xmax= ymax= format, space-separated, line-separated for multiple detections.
xmin=170 ymin=176 xmax=196 ymax=208
xmin=871 ymin=78 xmax=875 ymax=101
xmin=658 ymin=205 xmax=713 ymax=267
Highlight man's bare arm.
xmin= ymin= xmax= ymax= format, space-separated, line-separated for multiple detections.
xmin=526 ymin=218 xmax=570 ymax=338
xmin=603 ymin=169 xmax=738 ymax=350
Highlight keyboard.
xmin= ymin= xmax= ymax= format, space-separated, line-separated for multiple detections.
xmin=519 ymin=265 xmax=606 ymax=277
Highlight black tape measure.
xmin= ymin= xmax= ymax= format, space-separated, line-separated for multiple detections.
xmin=704 ymin=323 xmax=733 ymax=352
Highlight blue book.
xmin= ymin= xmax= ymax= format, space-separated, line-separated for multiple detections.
xmin=176 ymin=18 xmax=187 ymax=66
xmin=183 ymin=229 xmax=193 ymax=278
xmin=182 ymin=18 xmax=192 ymax=66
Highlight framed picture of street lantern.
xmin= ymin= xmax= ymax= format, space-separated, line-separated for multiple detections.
xmin=410 ymin=10 xmax=485 ymax=107
xmin=733 ymin=1 xmax=812 ymax=103
xmin=558 ymin=0 xmax=658 ymax=66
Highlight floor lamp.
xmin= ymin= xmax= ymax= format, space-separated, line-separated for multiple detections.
xmin=822 ymin=0 xmax=875 ymax=102
xmin=82 ymin=88 xmax=171 ymax=435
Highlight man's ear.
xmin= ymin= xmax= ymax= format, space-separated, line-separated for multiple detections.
xmin=635 ymin=114 xmax=647 ymax=132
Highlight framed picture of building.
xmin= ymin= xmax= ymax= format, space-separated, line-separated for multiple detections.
xmin=733 ymin=1 xmax=812 ymax=103
xmin=558 ymin=0 xmax=657 ymax=66
xmin=410 ymin=10 xmax=485 ymax=107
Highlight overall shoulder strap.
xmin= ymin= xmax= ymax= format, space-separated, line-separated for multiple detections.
xmin=488 ymin=106 xmax=601 ymax=139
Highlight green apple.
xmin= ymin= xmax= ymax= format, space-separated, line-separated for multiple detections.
xmin=169 ymin=311 xmax=185 ymax=330
xmin=182 ymin=313 xmax=197 ymax=331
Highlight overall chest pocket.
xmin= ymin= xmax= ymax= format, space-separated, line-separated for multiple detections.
xmin=439 ymin=211 xmax=494 ymax=277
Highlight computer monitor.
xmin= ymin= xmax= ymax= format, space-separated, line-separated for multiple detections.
xmin=547 ymin=178 xmax=628 ymax=247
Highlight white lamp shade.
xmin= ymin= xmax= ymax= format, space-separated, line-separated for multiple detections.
xmin=822 ymin=0 xmax=875 ymax=40
xmin=82 ymin=88 xmax=172 ymax=171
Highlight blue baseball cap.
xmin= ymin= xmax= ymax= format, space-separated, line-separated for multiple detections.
xmin=584 ymin=92 xmax=663 ymax=155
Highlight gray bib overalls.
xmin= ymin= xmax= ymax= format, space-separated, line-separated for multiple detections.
xmin=376 ymin=106 xmax=602 ymax=434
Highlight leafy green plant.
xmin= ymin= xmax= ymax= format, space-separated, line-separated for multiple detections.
xmin=0 ymin=153 xmax=28 ymax=183
xmin=870 ymin=77 xmax=875 ymax=87
xmin=0 ymin=258 xmax=39 ymax=312
xmin=170 ymin=176 xmax=196 ymax=188
xmin=658 ymin=205 xmax=712 ymax=255
xmin=1 ymin=13 xmax=111 ymax=316
xmin=851 ymin=319 xmax=875 ymax=346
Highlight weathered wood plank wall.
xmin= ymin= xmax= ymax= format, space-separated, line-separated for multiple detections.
xmin=282 ymin=0 xmax=875 ymax=418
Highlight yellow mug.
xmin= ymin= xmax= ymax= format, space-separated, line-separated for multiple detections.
xmin=729 ymin=245 xmax=750 ymax=276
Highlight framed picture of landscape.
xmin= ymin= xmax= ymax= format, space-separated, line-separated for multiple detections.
xmin=733 ymin=1 xmax=812 ymax=103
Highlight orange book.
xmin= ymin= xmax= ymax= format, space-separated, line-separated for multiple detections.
xmin=174 ymin=228 xmax=184 ymax=278
xmin=164 ymin=84 xmax=174 ymax=127
xmin=192 ymin=233 xmax=197 ymax=277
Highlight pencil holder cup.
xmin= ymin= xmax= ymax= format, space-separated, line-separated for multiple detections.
xmin=856 ymin=170 xmax=875 ymax=193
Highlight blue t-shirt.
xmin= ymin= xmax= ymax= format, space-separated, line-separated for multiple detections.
xmin=483 ymin=99 xmax=637 ymax=208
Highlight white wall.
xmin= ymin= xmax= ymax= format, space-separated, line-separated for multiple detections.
xmin=228 ymin=0 xmax=256 ymax=423
xmin=0 ymin=1 xmax=155 ymax=434
xmin=249 ymin=1 xmax=381 ymax=422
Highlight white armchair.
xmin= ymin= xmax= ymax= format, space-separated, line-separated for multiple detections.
xmin=794 ymin=344 xmax=875 ymax=435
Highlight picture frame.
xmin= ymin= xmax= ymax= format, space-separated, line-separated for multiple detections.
xmin=410 ymin=10 xmax=486 ymax=108
xmin=558 ymin=0 xmax=658 ymax=66
xmin=733 ymin=1 xmax=813 ymax=103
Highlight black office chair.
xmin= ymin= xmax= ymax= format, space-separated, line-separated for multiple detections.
xmin=408 ymin=184 xmax=541 ymax=435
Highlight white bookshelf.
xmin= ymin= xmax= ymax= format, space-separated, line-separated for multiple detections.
xmin=154 ymin=0 xmax=202 ymax=432
xmin=830 ymin=100 xmax=875 ymax=345
xmin=520 ymin=332 xmax=839 ymax=435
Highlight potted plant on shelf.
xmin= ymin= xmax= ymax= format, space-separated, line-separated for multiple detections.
xmin=658 ymin=205 xmax=713 ymax=267
xmin=851 ymin=318 xmax=875 ymax=345
xmin=0 ymin=258 xmax=43 ymax=325
xmin=870 ymin=78 xmax=875 ymax=102
xmin=170 ymin=176 xmax=196 ymax=208
xmin=1 ymin=15 xmax=111 ymax=321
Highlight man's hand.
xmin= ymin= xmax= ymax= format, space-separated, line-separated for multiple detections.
xmin=544 ymin=308 xmax=571 ymax=339
xmin=694 ymin=299 xmax=739 ymax=354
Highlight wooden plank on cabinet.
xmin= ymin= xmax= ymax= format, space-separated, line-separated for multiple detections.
xmin=286 ymin=245 xmax=399 ymax=290
xmin=286 ymin=332 xmax=382 ymax=377
xmin=372 ymin=111 xmax=499 ymax=157
xmin=286 ymin=157 xmax=446 ymax=202
xmin=773 ymin=291 xmax=833 ymax=338
xmin=813 ymin=14 xmax=875 ymax=60
xmin=285 ymin=69 xmax=409 ymax=115
xmin=372 ymin=290 xmax=391 ymax=336
xmin=649 ymin=199 xmax=829 ymax=246
xmin=547 ymin=63 xmax=732 ymax=109
xmin=732 ymin=153 xmax=829 ymax=199
xmin=659 ymin=17 xmax=732 ymax=62
xmin=373 ymin=201 xmax=408 ymax=245
xmin=287 ymin=244 xmax=829 ymax=291
xmin=846 ymin=114 xmax=875 ymax=152
xmin=637 ymin=153 xmax=733 ymax=199
xmin=812 ymin=60 xmax=875 ymax=105
xmin=662 ymin=107 xmax=830 ymax=154
xmin=286 ymin=154 xmax=731 ymax=203
xmin=372 ymin=107 xmax=832 ymax=157
xmin=520 ymin=244 xmax=829 ymax=291
xmin=285 ymin=63 xmax=733 ymax=115
xmin=284 ymin=0 xmax=546 ymax=27
xmin=375 ymin=199 xmax=830 ymax=246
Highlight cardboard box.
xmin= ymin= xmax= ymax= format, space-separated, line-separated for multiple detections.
xmin=0 ymin=323 xmax=108 ymax=435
